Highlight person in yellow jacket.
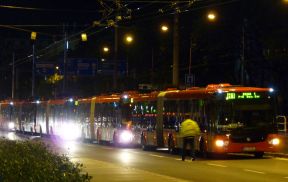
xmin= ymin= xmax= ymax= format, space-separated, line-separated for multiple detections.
xmin=180 ymin=115 xmax=200 ymax=161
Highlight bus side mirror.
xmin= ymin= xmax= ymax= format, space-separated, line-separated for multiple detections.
xmin=276 ymin=116 xmax=287 ymax=133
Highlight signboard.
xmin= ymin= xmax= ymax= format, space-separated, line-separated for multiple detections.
xmin=36 ymin=58 xmax=127 ymax=76
xmin=226 ymin=92 xmax=261 ymax=100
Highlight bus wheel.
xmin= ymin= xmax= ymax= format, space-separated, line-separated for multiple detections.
xmin=254 ymin=152 xmax=264 ymax=158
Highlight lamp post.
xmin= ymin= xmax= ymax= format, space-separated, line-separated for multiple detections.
xmin=124 ymin=34 xmax=133 ymax=77
xmin=11 ymin=53 xmax=15 ymax=99
xmin=31 ymin=31 xmax=37 ymax=98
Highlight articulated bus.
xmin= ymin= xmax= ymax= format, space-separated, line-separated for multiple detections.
xmin=0 ymin=83 xmax=282 ymax=157
xmin=0 ymin=94 xmax=143 ymax=146
xmin=136 ymin=83 xmax=282 ymax=157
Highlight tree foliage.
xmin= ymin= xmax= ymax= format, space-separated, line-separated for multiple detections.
xmin=0 ymin=139 xmax=92 ymax=182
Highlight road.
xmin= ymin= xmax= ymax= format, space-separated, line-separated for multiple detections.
xmin=49 ymin=138 xmax=288 ymax=182
xmin=1 ymin=131 xmax=288 ymax=182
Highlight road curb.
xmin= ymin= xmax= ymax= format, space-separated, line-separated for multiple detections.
xmin=265 ymin=152 xmax=288 ymax=158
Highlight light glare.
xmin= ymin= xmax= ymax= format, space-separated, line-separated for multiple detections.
xmin=215 ymin=140 xmax=224 ymax=147
xmin=161 ymin=25 xmax=168 ymax=32
xmin=271 ymin=138 xmax=280 ymax=145
xmin=119 ymin=130 xmax=133 ymax=143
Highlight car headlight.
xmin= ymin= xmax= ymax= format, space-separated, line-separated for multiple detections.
xmin=119 ymin=130 xmax=133 ymax=143
xmin=269 ymin=138 xmax=280 ymax=145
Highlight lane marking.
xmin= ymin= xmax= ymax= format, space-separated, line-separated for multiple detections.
xmin=207 ymin=163 xmax=227 ymax=168
xmin=244 ymin=169 xmax=265 ymax=174
xmin=149 ymin=154 xmax=165 ymax=158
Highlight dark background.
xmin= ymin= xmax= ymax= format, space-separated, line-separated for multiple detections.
xmin=0 ymin=0 xmax=288 ymax=113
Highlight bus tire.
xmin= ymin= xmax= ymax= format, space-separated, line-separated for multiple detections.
xmin=254 ymin=152 xmax=264 ymax=158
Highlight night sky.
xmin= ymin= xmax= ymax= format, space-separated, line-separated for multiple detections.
xmin=0 ymin=0 xmax=288 ymax=112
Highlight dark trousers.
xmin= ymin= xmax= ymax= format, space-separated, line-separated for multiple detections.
xmin=182 ymin=136 xmax=195 ymax=161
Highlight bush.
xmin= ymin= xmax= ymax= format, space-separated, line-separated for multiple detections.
xmin=0 ymin=139 xmax=92 ymax=182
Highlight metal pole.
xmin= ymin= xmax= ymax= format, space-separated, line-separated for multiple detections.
xmin=12 ymin=53 xmax=15 ymax=99
xmin=32 ymin=44 xmax=35 ymax=98
xmin=241 ymin=22 xmax=245 ymax=85
xmin=63 ymin=31 xmax=67 ymax=95
xmin=113 ymin=0 xmax=120 ymax=90
xmin=189 ymin=46 xmax=192 ymax=75
xmin=151 ymin=47 xmax=154 ymax=84
xmin=172 ymin=5 xmax=180 ymax=87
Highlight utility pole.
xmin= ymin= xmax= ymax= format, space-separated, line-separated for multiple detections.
xmin=241 ymin=19 xmax=246 ymax=85
xmin=63 ymin=27 xmax=67 ymax=95
xmin=150 ymin=48 xmax=154 ymax=85
xmin=113 ymin=0 xmax=120 ymax=90
xmin=12 ymin=53 xmax=15 ymax=99
xmin=32 ymin=43 xmax=35 ymax=98
xmin=172 ymin=2 xmax=180 ymax=87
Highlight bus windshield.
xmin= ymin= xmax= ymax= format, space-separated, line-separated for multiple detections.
xmin=216 ymin=99 xmax=275 ymax=132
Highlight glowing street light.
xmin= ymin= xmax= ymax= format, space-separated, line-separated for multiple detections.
xmin=103 ymin=46 xmax=109 ymax=53
xmin=31 ymin=31 xmax=37 ymax=40
xmin=125 ymin=35 xmax=133 ymax=44
xmin=81 ymin=33 xmax=87 ymax=42
xmin=207 ymin=12 xmax=217 ymax=21
xmin=161 ymin=25 xmax=169 ymax=32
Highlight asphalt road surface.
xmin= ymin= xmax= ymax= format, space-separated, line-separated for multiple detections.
xmin=2 ymin=131 xmax=288 ymax=182
xmin=48 ymin=139 xmax=288 ymax=182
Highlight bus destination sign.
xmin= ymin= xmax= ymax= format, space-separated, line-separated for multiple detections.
xmin=226 ymin=92 xmax=261 ymax=100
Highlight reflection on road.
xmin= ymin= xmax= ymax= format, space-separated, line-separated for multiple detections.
xmin=118 ymin=149 xmax=134 ymax=164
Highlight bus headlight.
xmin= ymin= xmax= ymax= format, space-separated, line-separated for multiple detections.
xmin=215 ymin=139 xmax=229 ymax=147
xmin=269 ymin=138 xmax=280 ymax=145
xmin=215 ymin=140 xmax=224 ymax=147
xmin=8 ymin=122 xmax=15 ymax=130
xmin=119 ymin=130 xmax=133 ymax=143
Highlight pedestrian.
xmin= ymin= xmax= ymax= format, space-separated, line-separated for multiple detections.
xmin=180 ymin=114 xmax=200 ymax=161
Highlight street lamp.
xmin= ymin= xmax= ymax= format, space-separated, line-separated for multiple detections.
xmin=81 ymin=33 xmax=88 ymax=42
xmin=30 ymin=31 xmax=37 ymax=98
xmin=207 ymin=12 xmax=217 ymax=22
xmin=103 ymin=46 xmax=109 ymax=53
xmin=161 ymin=25 xmax=169 ymax=33
xmin=124 ymin=34 xmax=133 ymax=44
xmin=123 ymin=34 xmax=134 ymax=77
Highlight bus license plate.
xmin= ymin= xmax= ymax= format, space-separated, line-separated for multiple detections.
xmin=243 ymin=147 xmax=256 ymax=152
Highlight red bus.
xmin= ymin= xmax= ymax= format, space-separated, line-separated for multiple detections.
xmin=138 ymin=83 xmax=282 ymax=158
xmin=0 ymin=83 xmax=282 ymax=157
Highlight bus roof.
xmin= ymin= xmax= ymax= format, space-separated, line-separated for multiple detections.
xmin=160 ymin=83 xmax=272 ymax=99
